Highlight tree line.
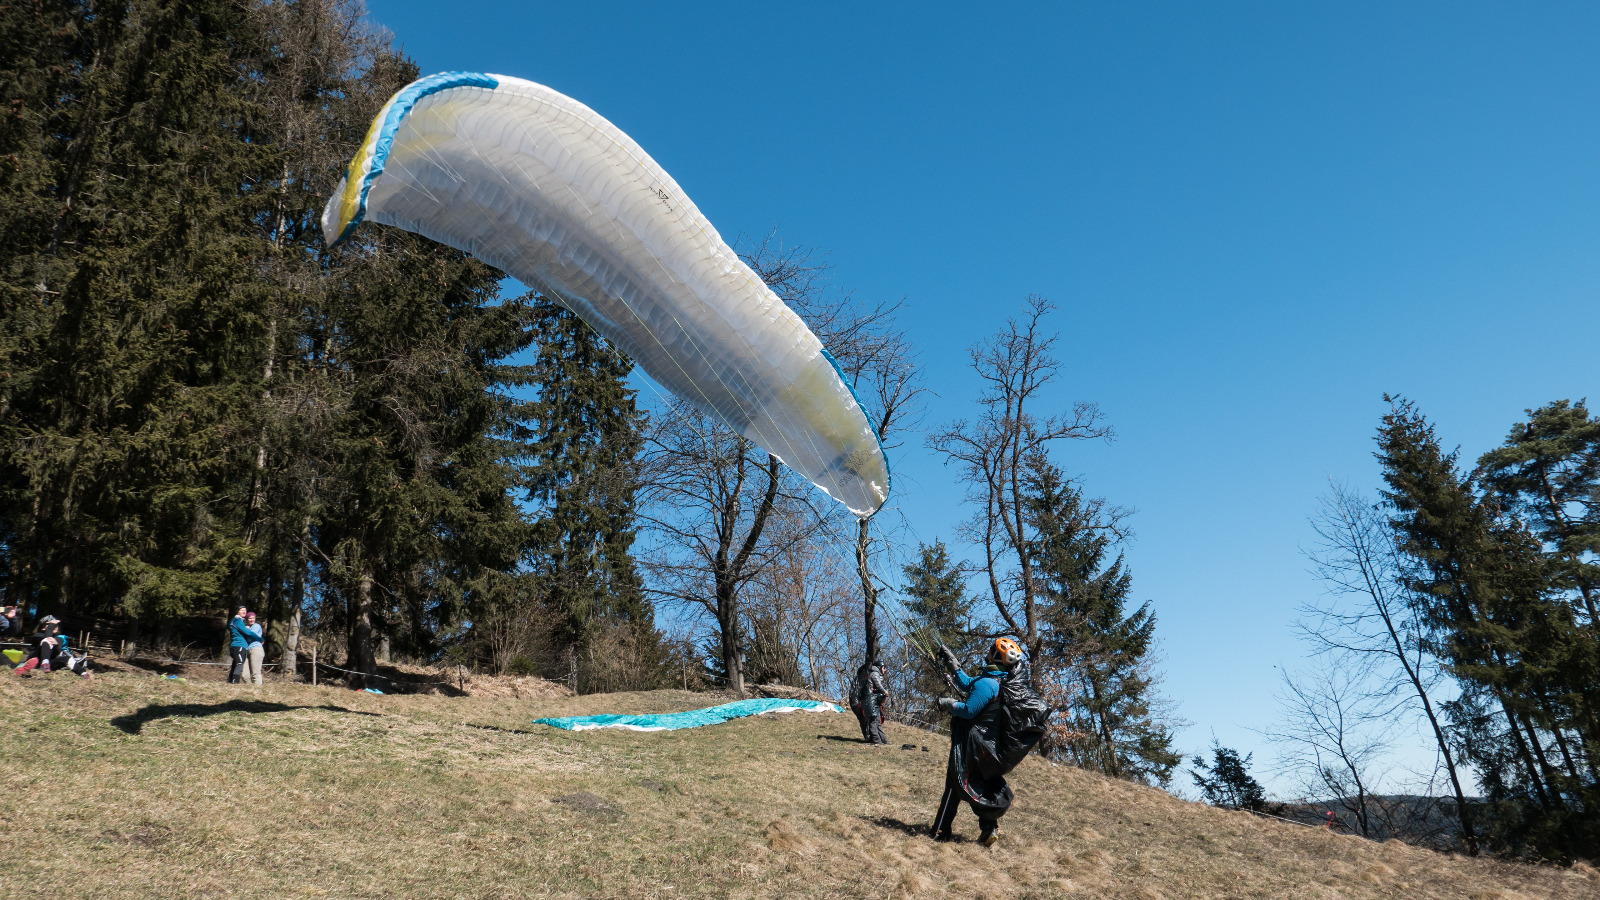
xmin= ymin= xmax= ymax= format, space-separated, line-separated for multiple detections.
xmin=1 ymin=0 xmax=1182 ymax=791
xmin=3 ymin=0 xmax=584 ymax=682
xmin=1267 ymin=397 xmax=1600 ymax=862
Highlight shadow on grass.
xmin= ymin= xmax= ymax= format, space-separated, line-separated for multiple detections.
xmin=111 ymin=700 xmax=382 ymax=735
xmin=817 ymin=734 xmax=869 ymax=744
xmin=117 ymin=657 xmax=195 ymax=677
xmin=464 ymin=722 xmax=538 ymax=737
xmin=862 ymin=815 xmax=939 ymax=838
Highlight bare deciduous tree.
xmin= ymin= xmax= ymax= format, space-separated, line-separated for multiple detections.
xmin=638 ymin=402 xmax=807 ymax=696
xmin=784 ymin=272 xmax=926 ymax=670
xmin=748 ymin=503 xmax=861 ymax=693
xmin=1265 ymin=660 xmax=1397 ymax=839
xmin=928 ymin=296 xmax=1110 ymax=686
xmin=1305 ymin=483 xmax=1480 ymax=854
xmin=639 ymin=234 xmax=922 ymax=695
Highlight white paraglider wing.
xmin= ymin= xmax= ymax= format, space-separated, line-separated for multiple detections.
xmin=322 ymin=72 xmax=888 ymax=517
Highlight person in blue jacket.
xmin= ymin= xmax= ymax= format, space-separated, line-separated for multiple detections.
xmin=227 ymin=607 xmax=251 ymax=684
xmin=931 ymin=636 xmax=1024 ymax=846
xmin=238 ymin=611 xmax=265 ymax=685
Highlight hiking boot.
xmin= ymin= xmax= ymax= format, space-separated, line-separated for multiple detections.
xmin=38 ymin=660 xmax=49 ymax=673
xmin=932 ymin=830 xmax=954 ymax=842
xmin=15 ymin=658 xmax=38 ymax=676
xmin=979 ymin=827 xmax=1000 ymax=847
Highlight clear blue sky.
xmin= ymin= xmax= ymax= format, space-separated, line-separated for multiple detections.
xmin=369 ymin=1 xmax=1600 ymax=791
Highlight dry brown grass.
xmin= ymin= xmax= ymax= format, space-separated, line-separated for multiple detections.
xmin=2 ymin=672 xmax=1595 ymax=899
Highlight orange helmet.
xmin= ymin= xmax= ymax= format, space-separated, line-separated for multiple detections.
xmin=989 ymin=637 xmax=1023 ymax=668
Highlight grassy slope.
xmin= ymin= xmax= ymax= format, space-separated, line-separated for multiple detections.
xmin=2 ymin=673 xmax=1595 ymax=900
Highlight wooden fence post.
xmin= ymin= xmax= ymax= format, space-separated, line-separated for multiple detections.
xmin=311 ymin=646 xmax=318 ymax=686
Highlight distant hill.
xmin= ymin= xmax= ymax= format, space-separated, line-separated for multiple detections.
xmin=1272 ymin=795 xmax=1485 ymax=855
xmin=2 ymin=671 xmax=1594 ymax=899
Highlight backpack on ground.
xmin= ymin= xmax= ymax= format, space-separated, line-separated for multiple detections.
xmin=968 ymin=667 xmax=1053 ymax=779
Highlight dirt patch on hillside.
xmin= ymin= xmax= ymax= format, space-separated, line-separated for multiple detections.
xmin=87 ymin=654 xmax=571 ymax=699
xmin=748 ymin=682 xmax=835 ymax=703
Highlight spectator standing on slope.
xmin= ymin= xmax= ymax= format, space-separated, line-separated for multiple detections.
xmin=239 ymin=611 xmax=265 ymax=686
xmin=227 ymin=607 xmax=251 ymax=684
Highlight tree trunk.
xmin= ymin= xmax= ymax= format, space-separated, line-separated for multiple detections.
xmin=856 ymin=518 xmax=880 ymax=667
xmin=1410 ymin=670 xmax=1479 ymax=852
xmin=349 ymin=565 xmax=378 ymax=687
xmin=1090 ymin=675 xmax=1119 ymax=778
xmin=226 ymin=320 xmax=277 ymax=660
xmin=281 ymin=550 xmax=303 ymax=681
xmin=1370 ymin=584 xmax=1479 ymax=852
xmin=711 ymin=452 xmax=779 ymax=698
xmin=718 ymin=583 xmax=744 ymax=696
xmin=1496 ymin=692 xmax=1556 ymax=811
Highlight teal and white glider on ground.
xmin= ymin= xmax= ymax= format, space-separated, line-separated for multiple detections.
xmin=322 ymin=72 xmax=889 ymax=517
xmin=534 ymin=698 xmax=841 ymax=732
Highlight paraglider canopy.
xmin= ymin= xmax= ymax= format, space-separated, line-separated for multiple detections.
xmin=323 ymin=72 xmax=889 ymax=517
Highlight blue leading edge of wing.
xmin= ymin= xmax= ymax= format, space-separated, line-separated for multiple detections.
xmin=820 ymin=348 xmax=892 ymax=502
xmin=332 ymin=71 xmax=500 ymax=246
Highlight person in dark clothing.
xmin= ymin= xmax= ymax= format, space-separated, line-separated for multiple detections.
xmin=15 ymin=616 xmax=64 ymax=676
xmin=1 ymin=604 xmax=21 ymax=638
xmin=931 ymin=636 xmax=1023 ymax=846
xmin=849 ymin=661 xmax=889 ymax=744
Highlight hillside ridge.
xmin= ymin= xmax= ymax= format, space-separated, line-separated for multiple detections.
xmin=1 ymin=672 xmax=1593 ymax=899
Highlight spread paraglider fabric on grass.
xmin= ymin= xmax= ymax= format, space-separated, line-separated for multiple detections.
xmin=534 ymin=698 xmax=841 ymax=732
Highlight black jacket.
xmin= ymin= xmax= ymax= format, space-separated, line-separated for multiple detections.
xmin=945 ymin=673 xmax=1014 ymax=818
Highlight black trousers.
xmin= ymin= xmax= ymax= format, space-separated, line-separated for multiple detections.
xmin=933 ymin=768 xmax=996 ymax=837
xmin=228 ymin=646 xmax=246 ymax=683
xmin=851 ymin=699 xmax=886 ymax=744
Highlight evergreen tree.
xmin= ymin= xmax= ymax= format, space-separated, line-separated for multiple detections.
xmin=902 ymin=540 xmax=976 ymax=646
xmin=1376 ymin=396 xmax=1596 ymax=859
xmin=0 ymin=0 xmax=272 ymax=632
xmin=523 ymin=300 xmax=661 ymax=688
xmin=314 ymin=224 xmax=534 ymax=680
xmin=1478 ymin=400 xmax=1600 ymax=627
xmin=1190 ymin=741 xmax=1267 ymax=811
xmin=0 ymin=1 xmax=566 ymax=681
xmin=1024 ymin=455 xmax=1179 ymax=786
xmin=901 ymin=540 xmax=978 ymax=709
xmin=1476 ymin=401 xmax=1600 ymax=810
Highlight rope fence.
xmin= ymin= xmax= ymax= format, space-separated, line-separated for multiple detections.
xmin=1247 ymin=807 xmax=1338 ymax=830
xmin=4 ymin=633 xmax=549 ymax=696
xmin=3 ymin=635 xmax=471 ymax=693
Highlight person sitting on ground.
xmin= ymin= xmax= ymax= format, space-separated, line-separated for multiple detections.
xmin=849 ymin=660 xmax=889 ymax=745
xmin=15 ymin=615 xmax=65 ymax=676
xmin=31 ymin=633 xmax=92 ymax=679
xmin=239 ymin=611 xmax=265 ymax=686
xmin=227 ymin=606 xmax=251 ymax=684
xmin=931 ymin=636 xmax=1023 ymax=847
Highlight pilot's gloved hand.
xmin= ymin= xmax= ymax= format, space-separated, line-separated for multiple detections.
xmin=936 ymin=697 xmax=958 ymax=714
